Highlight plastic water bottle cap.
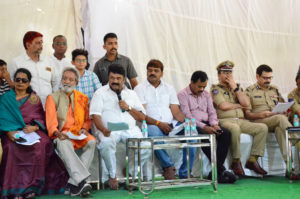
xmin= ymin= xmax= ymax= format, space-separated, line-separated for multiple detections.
xmin=185 ymin=118 xmax=189 ymax=122
xmin=14 ymin=133 xmax=20 ymax=139
xmin=191 ymin=118 xmax=195 ymax=122
xmin=295 ymin=114 xmax=298 ymax=118
xmin=142 ymin=120 xmax=146 ymax=123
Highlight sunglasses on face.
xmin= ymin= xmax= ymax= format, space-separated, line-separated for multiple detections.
xmin=15 ymin=78 xmax=29 ymax=83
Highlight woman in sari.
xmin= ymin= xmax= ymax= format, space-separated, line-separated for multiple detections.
xmin=0 ymin=68 xmax=68 ymax=199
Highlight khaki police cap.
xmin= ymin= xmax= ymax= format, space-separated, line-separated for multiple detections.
xmin=216 ymin=60 xmax=234 ymax=71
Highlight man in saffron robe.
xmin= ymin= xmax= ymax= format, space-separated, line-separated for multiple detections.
xmin=45 ymin=67 xmax=96 ymax=197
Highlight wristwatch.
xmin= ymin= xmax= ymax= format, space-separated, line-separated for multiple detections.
xmin=127 ymin=106 xmax=132 ymax=112
xmin=233 ymin=86 xmax=239 ymax=93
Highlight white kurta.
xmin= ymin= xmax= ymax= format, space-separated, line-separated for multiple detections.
xmin=90 ymin=85 xmax=150 ymax=178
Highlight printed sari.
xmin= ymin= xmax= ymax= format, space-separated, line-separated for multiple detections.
xmin=0 ymin=90 xmax=68 ymax=198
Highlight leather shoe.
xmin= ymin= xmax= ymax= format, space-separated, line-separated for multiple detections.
xmin=245 ymin=161 xmax=267 ymax=175
xmin=163 ymin=166 xmax=176 ymax=180
xmin=231 ymin=162 xmax=245 ymax=176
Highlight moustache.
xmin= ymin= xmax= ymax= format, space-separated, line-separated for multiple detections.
xmin=264 ymin=82 xmax=270 ymax=85
xmin=112 ymin=83 xmax=119 ymax=86
xmin=149 ymin=74 xmax=156 ymax=78
xmin=110 ymin=48 xmax=117 ymax=51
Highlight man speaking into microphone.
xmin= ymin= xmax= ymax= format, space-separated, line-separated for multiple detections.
xmin=90 ymin=64 xmax=151 ymax=190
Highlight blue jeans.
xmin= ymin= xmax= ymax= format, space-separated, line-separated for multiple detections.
xmin=147 ymin=125 xmax=174 ymax=168
xmin=147 ymin=124 xmax=197 ymax=178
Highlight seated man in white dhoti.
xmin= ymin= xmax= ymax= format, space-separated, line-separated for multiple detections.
xmin=90 ymin=64 xmax=151 ymax=190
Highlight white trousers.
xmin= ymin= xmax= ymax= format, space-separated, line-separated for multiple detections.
xmin=97 ymin=130 xmax=151 ymax=179
xmin=54 ymin=138 xmax=96 ymax=186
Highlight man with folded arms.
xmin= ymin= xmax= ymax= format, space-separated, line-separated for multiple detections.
xmin=211 ymin=60 xmax=268 ymax=176
xmin=178 ymin=70 xmax=236 ymax=183
xmin=90 ymin=64 xmax=150 ymax=190
xmin=134 ymin=59 xmax=188 ymax=179
xmin=245 ymin=64 xmax=300 ymax=179
xmin=45 ymin=67 xmax=96 ymax=197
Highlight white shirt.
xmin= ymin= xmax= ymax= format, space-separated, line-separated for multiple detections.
xmin=134 ymin=79 xmax=179 ymax=123
xmin=48 ymin=54 xmax=72 ymax=80
xmin=90 ymin=85 xmax=146 ymax=134
xmin=9 ymin=53 xmax=59 ymax=105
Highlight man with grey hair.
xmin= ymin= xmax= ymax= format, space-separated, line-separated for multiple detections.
xmin=45 ymin=67 xmax=96 ymax=197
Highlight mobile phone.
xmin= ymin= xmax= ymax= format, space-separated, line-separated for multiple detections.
xmin=16 ymin=137 xmax=27 ymax=143
xmin=216 ymin=129 xmax=223 ymax=134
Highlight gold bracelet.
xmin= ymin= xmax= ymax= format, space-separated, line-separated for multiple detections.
xmin=155 ymin=120 xmax=160 ymax=126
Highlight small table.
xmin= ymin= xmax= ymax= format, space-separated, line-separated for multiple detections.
xmin=286 ymin=127 xmax=300 ymax=182
xmin=126 ymin=135 xmax=217 ymax=197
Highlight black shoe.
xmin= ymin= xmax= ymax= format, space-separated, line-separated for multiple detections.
xmin=70 ymin=180 xmax=92 ymax=197
xmin=64 ymin=183 xmax=72 ymax=195
xmin=208 ymin=171 xmax=238 ymax=184
xmin=219 ymin=171 xmax=238 ymax=184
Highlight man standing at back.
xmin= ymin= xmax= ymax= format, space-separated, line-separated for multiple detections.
xmin=9 ymin=31 xmax=59 ymax=105
xmin=49 ymin=35 xmax=72 ymax=79
xmin=93 ymin=32 xmax=138 ymax=89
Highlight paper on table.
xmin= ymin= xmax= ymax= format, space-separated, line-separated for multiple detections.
xmin=67 ymin=131 xmax=87 ymax=140
xmin=107 ymin=122 xmax=129 ymax=131
xmin=168 ymin=120 xmax=184 ymax=136
xmin=16 ymin=131 xmax=41 ymax=146
xmin=272 ymin=102 xmax=294 ymax=113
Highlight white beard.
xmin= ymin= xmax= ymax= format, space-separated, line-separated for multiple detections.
xmin=62 ymin=85 xmax=75 ymax=94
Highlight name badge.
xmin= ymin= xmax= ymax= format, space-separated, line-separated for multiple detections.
xmin=46 ymin=67 xmax=51 ymax=72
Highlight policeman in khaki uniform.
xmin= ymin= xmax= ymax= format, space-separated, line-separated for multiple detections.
xmin=288 ymin=67 xmax=300 ymax=119
xmin=211 ymin=60 xmax=268 ymax=176
xmin=245 ymin=64 xmax=300 ymax=179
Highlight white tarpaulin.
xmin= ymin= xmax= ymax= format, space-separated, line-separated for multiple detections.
xmin=0 ymin=0 xmax=83 ymax=64
xmin=82 ymin=0 xmax=300 ymax=96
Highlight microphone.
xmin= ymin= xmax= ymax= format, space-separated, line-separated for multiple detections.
xmin=116 ymin=89 xmax=125 ymax=112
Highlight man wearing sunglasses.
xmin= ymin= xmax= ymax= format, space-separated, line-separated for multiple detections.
xmin=211 ymin=61 xmax=268 ymax=177
xmin=245 ymin=64 xmax=300 ymax=180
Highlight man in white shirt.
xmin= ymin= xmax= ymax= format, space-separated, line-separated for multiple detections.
xmin=90 ymin=64 xmax=151 ymax=190
xmin=134 ymin=59 xmax=186 ymax=180
xmin=49 ymin=35 xmax=72 ymax=80
xmin=9 ymin=31 xmax=59 ymax=105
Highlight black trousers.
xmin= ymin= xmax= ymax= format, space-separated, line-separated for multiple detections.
xmin=196 ymin=126 xmax=231 ymax=175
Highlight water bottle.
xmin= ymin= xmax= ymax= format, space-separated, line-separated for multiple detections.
xmin=142 ymin=120 xmax=148 ymax=138
xmin=190 ymin=118 xmax=198 ymax=136
xmin=293 ymin=114 xmax=299 ymax=127
xmin=14 ymin=133 xmax=20 ymax=139
xmin=184 ymin=118 xmax=190 ymax=136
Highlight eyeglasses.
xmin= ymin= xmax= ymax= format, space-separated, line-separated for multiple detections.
xmin=260 ymin=76 xmax=273 ymax=80
xmin=15 ymin=78 xmax=29 ymax=83
xmin=55 ymin=42 xmax=67 ymax=46
xmin=75 ymin=59 xmax=87 ymax=63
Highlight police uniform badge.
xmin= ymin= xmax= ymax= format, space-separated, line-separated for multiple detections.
xmin=212 ymin=89 xmax=218 ymax=95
